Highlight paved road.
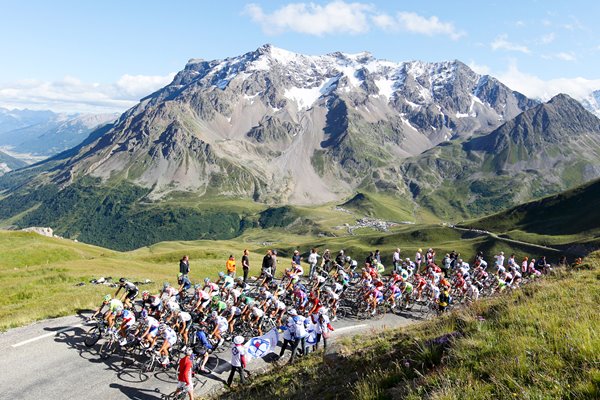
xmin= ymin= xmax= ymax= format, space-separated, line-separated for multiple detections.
xmin=450 ymin=225 xmax=561 ymax=253
xmin=0 ymin=310 xmax=422 ymax=400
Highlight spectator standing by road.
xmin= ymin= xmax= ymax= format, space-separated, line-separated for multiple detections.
xmin=226 ymin=255 xmax=236 ymax=278
xmin=179 ymin=255 xmax=190 ymax=276
xmin=308 ymin=248 xmax=319 ymax=278
xmin=262 ymin=250 xmax=274 ymax=276
xmin=227 ymin=336 xmax=247 ymax=387
xmin=242 ymin=249 xmax=250 ymax=283
xmin=392 ymin=248 xmax=401 ymax=272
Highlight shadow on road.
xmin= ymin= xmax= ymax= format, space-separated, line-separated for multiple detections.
xmin=109 ymin=383 xmax=165 ymax=400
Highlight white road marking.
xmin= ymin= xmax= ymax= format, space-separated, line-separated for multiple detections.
xmin=334 ymin=324 xmax=367 ymax=333
xmin=11 ymin=323 xmax=83 ymax=348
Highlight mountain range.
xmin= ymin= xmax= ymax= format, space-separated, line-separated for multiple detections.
xmin=0 ymin=44 xmax=599 ymax=249
xmin=0 ymin=108 xmax=117 ymax=164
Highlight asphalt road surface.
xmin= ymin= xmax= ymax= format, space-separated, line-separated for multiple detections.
xmin=0 ymin=310 xmax=422 ymax=400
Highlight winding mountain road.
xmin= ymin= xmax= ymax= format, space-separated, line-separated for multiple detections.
xmin=0 ymin=310 xmax=420 ymax=400
xmin=449 ymin=225 xmax=562 ymax=253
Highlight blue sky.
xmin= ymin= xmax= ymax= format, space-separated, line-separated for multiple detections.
xmin=1 ymin=0 xmax=600 ymax=112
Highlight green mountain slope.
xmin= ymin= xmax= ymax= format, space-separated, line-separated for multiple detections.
xmin=402 ymin=94 xmax=600 ymax=219
xmin=463 ymin=177 xmax=600 ymax=254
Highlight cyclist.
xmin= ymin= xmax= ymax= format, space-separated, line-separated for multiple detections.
xmin=89 ymin=294 xmax=112 ymax=321
xmin=115 ymin=278 xmax=139 ymax=309
xmin=203 ymin=278 xmax=219 ymax=296
xmin=210 ymin=311 xmax=228 ymax=347
xmin=106 ymin=298 xmax=124 ymax=330
xmin=217 ymin=271 xmax=235 ymax=290
xmin=438 ymin=288 xmax=450 ymax=313
xmin=399 ymin=281 xmax=414 ymax=309
xmin=116 ymin=307 xmax=136 ymax=345
xmin=191 ymin=325 xmax=213 ymax=374
xmin=177 ymin=273 xmax=192 ymax=295
xmin=174 ymin=309 xmax=193 ymax=347
xmin=157 ymin=323 xmax=177 ymax=366
xmin=139 ymin=310 xmax=160 ymax=348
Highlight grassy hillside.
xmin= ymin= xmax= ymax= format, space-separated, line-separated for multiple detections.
xmin=466 ymin=178 xmax=600 ymax=252
xmin=0 ymin=231 xmax=265 ymax=331
xmin=223 ymin=255 xmax=600 ymax=400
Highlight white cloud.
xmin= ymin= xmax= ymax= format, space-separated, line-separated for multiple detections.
xmin=468 ymin=60 xmax=491 ymax=75
xmin=0 ymin=73 xmax=175 ymax=113
xmin=390 ymin=12 xmax=465 ymax=40
xmin=541 ymin=52 xmax=577 ymax=61
xmin=244 ymin=1 xmax=372 ymax=36
xmin=496 ymin=60 xmax=600 ymax=101
xmin=539 ymin=32 xmax=555 ymax=44
xmin=491 ymin=34 xmax=530 ymax=54
xmin=245 ymin=2 xmax=465 ymax=39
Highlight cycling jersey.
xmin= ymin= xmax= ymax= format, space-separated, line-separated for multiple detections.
xmin=109 ymin=299 xmax=123 ymax=313
xmin=162 ymin=326 xmax=177 ymax=345
xmin=178 ymin=311 xmax=192 ymax=323
xmin=120 ymin=309 xmax=136 ymax=326
xmin=215 ymin=316 xmax=228 ymax=333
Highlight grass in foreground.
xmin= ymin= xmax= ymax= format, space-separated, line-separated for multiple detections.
xmin=221 ymin=255 xmax=600 ymax=400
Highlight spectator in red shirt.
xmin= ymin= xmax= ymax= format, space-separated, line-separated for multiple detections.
xmin=176 ymin=348 xmax=194 ymax=400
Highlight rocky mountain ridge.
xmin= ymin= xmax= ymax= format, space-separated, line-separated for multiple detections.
xmin=36 ymin=44 xmax=537 ymax=204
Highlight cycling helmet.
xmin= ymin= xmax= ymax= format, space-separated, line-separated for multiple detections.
xmin=405 ymin=258 xmax=410 ymax=262
xmin=218 ymin=271 xmax=225 ymax=278
xmin=236 ymin=277 xmax=243 ymax=283
xmin=177 ymin=273 xmax=183 ymax=278
xmin=158 ymin=323 xmax=167 ymax=332
xmin=194 ymin=284 xmax=202 ymax=290
xmin=288 ymin=308 xmax=298 ymax=316
xmin=114 ymin=306 xmax=124 ymax=314
xmin=418 ymin=249 xmax=422 ymax=253
xmin=345 ymin=256 xmax=351 ymax=263
xmin=140 ymin=309 xmax=148 ymax=319
xmin=259 ymin=287 xmax=266 ymax=293
xmin=211 ymin=311 xmax=218 ymax=318
xmin=163 ymin=282 xmax=170 ymax=289
xmin=185 ymin=347 xmax=194 ymax=356
xmin=212 ymin=295 xmax=219 ymax=302
xmin=103 ymin=294 xmax=111 ymax=302
xmin=142 ymin=290 xmax=150 ymax=298
xmin=319 ymin=307 xmax=328 ymax=316
xmin=204 ymin=277 xmax=210 ymax=283
xmin=119 ymin=277 xmax=126 ymax=283
xmin=399 ymin=281 xmax=406 ymax=288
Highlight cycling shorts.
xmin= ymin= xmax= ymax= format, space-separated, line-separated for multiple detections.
xmin=126 ymin=289 xmax=139 ymax=301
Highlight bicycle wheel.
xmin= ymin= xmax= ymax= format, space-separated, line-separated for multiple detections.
xmin=99 ymin=338 xmax=117 ymax=359
xmin=84 ymin=326 xmax=101 ymax=347
xmin=139 ymin=357 xmax=155 ymax=381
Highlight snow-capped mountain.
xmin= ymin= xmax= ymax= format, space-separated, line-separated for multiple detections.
xmin=0 ymin=110 xmax=118 ymax=161
xmin=581 ymin=89 xmax=600 ymax=118
xmin=32 ymin=44 xmax=536 ymax=204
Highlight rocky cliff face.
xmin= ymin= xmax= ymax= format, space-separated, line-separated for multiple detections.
xmin=34 ymin=44 xmax=536 ymax=204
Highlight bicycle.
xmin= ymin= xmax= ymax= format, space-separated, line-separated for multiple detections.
xmin=84 ymin=317 xmax=107 ymax=347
